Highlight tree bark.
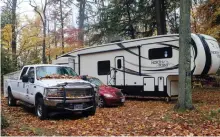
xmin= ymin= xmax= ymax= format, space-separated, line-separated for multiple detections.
xmin=175 ymin=0 xmax=194 ymax=111
xmin=78 ymin=0 xmax=86 ymax=46
xmin=29 ymin=0 xmax=48 ymax=64
xmin=59 ymin=0 xmax=64 ymax=54
xmin=155 ymin=0 xmax=166 ymax=35
xmin=11 ymin=0 xmax=17 ymax=68
xmin=125 ymin=0 xmax=135 ymax=39
xmin=47 ymin=19 xmax=51 ymax=63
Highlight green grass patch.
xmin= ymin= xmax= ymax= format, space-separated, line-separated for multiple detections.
xmin=20 ymin=125 xmax=58 ymax=136
xmin=161 ymin=113 xmax=172 ymax=122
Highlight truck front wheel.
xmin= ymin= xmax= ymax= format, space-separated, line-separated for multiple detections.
xmin=8 ymin=90 xmax=17 ymax=106
xmin=35 ymin=98 xmax=48 ymax=120
xmin=82 ymin=106 xmax=96 ymax=117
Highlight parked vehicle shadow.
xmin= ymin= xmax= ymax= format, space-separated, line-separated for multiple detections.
xmin=125 ymin=96 xmax=178 ymax=104
xmin=19 ymin=102 xmax=88 ymax=120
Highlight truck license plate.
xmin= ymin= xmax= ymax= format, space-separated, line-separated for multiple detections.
xmin=74 ymin=104 xmax=83 ymax=109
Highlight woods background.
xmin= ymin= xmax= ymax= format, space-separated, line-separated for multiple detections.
xmin=1 ymin=0 xmax=220 ymax=77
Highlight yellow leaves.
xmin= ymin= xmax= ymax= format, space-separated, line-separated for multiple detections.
xmin=1 ymin=24 xmax=12 ymax=49
xmin=192 ymin=0 xmax=220 ymax=42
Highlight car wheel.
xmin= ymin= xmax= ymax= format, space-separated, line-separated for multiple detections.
xmin=35 ymin=98 xmax=48 ymax=120
xmin=98 ymin=96 xmax=105 ymax=108
xmin=8 ymin=90 xmax=17 ymax=106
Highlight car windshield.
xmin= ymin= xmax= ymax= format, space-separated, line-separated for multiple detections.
xmin=87 ymin=78 xmax=104 ymax=86
xmin=36 ymin=66 xmax=78 ymax=79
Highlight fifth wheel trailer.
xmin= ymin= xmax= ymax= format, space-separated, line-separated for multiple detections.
xmin=52 ymin=34 xmax=220 ymax=98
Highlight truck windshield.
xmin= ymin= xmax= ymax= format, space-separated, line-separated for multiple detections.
xmin=36 ymin=66 xmax=78 ymax=79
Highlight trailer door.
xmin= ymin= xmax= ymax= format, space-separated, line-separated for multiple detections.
xmin=115 ymin=56 xmax=125 ymax=86
xmin=143 ymin=77 xmax=155 ymax=91
xmin=158 ymin=77 xmax=164 ymax=91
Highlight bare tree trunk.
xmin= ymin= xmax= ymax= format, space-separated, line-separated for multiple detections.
xmin=48 ymin=19 xmax=51 ymax=63
xmin=54 ymin=17 xmax=57 ymax=48
xmin=161 ymin=0 xmax=166 ymax=34
xmin=11 ymin=0 xmax=17 ymax=68
xmin=29 ymin=0 xmax=48 ymax=64
xmin=43 ymin=21 xmax=47 ymax=64
xmin=175 ymin=0 xmax=194 ymax=110
xmin=125 ymin=0 xmax=135 ymax=39
xmin=59 ymin=0 xmax=64 ymax=54
xmin=78 ymin=0 xmax=86 ymax=46
xmin=155 ymin=0 xmax=166 ymax=35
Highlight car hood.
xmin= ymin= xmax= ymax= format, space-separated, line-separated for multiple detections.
xmin=99 ymin=85 xmax=119 ymax=93
xmin=38 ymin=79 xmax=91 ymax=87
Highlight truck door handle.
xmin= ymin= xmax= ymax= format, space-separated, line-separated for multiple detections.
xmin=34 ymin=86 xmax=36 ymax=88
xmin=144 ymin=83 xmax=146 ymax=85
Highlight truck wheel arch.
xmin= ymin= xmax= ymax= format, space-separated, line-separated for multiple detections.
xmin=35 ymin=93 xmax=43 ymax=105
xmin=7 ymin=86 xmax=12 ymax=95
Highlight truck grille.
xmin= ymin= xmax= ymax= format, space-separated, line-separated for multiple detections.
xmin=65 ymin=88 xmax=93 ymax=98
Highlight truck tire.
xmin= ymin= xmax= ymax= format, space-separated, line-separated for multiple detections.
xmin=82 ymin=106 xmax=96 ymax=117
xmin=8 ymin=90 xmax=17 ymax=106
xmin=35 ymin=98 xmax=48 ymax=120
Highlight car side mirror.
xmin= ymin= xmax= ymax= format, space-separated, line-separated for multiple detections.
xmin=22 ymin=75 xmax=29 ymax=83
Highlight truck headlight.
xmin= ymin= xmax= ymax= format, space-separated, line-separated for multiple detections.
xmin=103 ymin=93 xmax=114 ymax=98
xmin=46 ymin=88 xmax=63 ymax=97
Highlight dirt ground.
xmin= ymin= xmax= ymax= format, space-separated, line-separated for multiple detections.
xmin=1 ymin=88 xmax=220 ymax=136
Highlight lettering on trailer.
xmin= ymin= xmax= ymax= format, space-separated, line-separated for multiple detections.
xmin=210 ymin=51 xmax=220 ymax=58
xmin=151 ymin=60 xmax=171 ymax=67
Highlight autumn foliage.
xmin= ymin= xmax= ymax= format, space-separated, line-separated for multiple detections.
xmin=1 ymin=88 xmax=220 ymax=136
xmin=192 ymin=0 xmax=220 ymax=42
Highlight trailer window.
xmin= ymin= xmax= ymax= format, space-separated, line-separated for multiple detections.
xmin=117 ymin=59 xmax=122 ymax=69
xmin=20 ymin=67 xmax=28 ymax=79
xmin=148 ymin=47 xmax=172 ymax=60
xmin=98 ymin=60 xmax=110 ymax=75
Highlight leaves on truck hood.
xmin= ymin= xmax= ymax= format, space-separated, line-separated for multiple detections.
xmin=38 ymin=74 xmax=81 ymax=80
xmin=39 ymin=79 xmax=91 ymax=87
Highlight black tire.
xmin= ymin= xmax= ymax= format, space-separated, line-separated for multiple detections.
xmin=35 ymin=98 xmax=48 ymax=120
xmin=82 ymin=106 xmax=96 ymax=117
xmin=165 ymin=97 xmax=171 ymax=102
xmin=97 ymin=96 xmax=105 ymax=108
xmin=8 ymin=90 xmax=17 ymax=106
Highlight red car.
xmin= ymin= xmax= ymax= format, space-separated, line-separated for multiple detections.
xmin=85 ymin=77 xmax=125 ymax=107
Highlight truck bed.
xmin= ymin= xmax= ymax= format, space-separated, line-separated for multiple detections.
xmin=3 ymin=70 xmax=21 ymax=97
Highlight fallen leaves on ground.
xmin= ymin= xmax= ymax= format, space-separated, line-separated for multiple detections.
xmin=1 ymin=88 xmax=220 ymax=136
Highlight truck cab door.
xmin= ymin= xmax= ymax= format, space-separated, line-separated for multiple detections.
xmin=24 ymin=67 xmax=36 ymax=104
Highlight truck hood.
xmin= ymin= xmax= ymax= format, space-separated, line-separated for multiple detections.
xmin=38 ymin=79 xmax=91 ymax=87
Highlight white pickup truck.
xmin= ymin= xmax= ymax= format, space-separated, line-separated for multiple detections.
xmin=4 ymin=64 xmax=98 ymax=120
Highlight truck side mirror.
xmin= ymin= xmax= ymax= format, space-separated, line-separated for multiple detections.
xmin=22 ymin=75 xmax=29 ymax=83
xmin=81 ymin=75 xmax=87 ymax=80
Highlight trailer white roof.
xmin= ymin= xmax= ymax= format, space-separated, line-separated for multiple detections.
xmin=58 ymin=34 xmax=179 ymax=58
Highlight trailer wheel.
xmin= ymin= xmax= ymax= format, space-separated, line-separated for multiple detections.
xmin=35 ymin=98 xmax=48 ymax=120
xmin=165 ymin=97 xmax=171 ymax=102
xmin=8 ymin=90 xmax=17 ymax=106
